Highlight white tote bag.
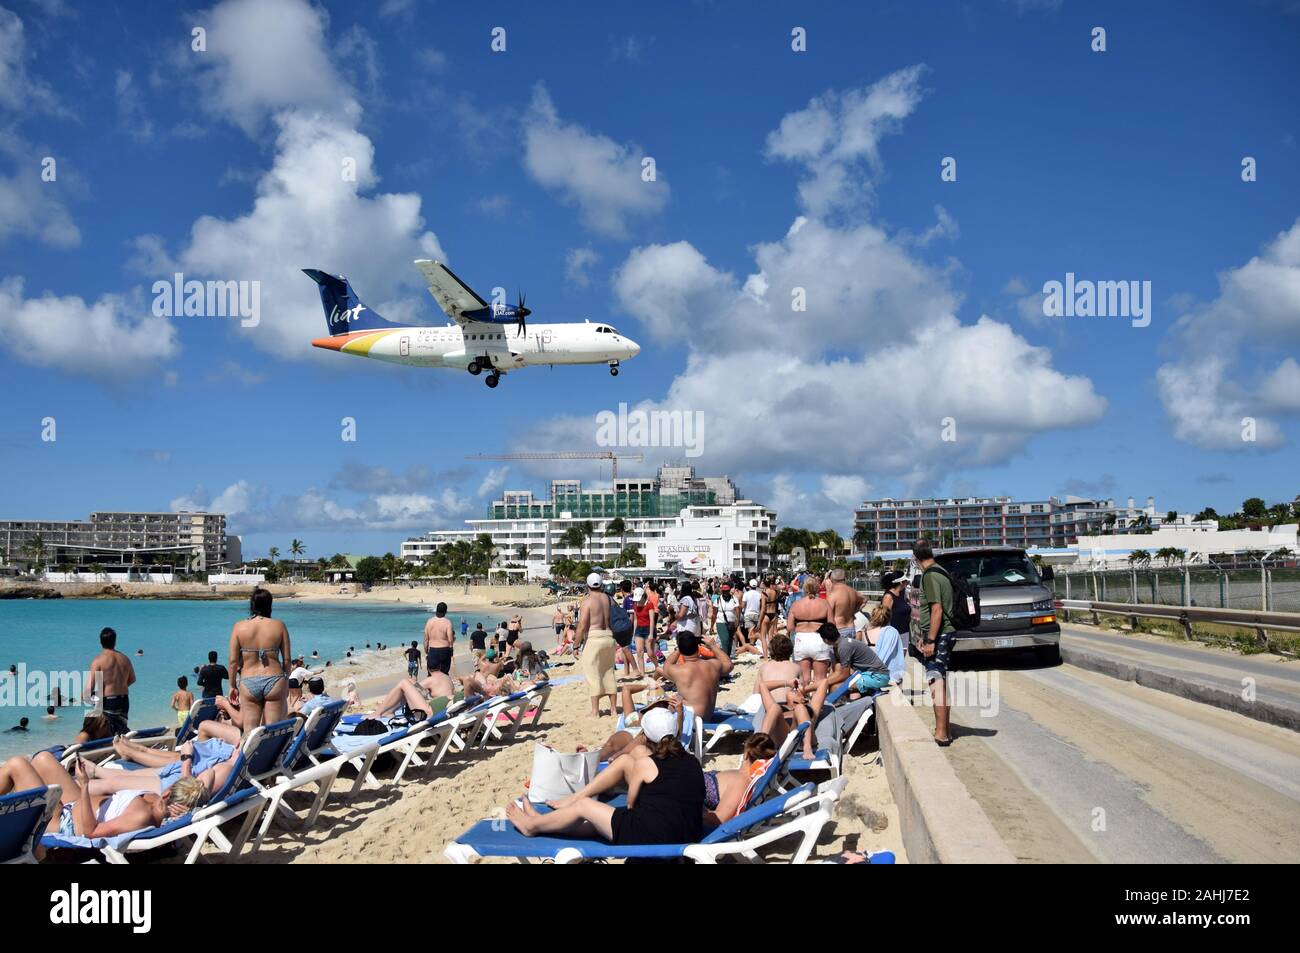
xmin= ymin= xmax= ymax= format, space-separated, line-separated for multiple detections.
xmin=528 ymin=744 xmax=600 ymax=803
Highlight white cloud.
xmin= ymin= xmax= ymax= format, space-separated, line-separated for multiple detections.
xmin=1156 ymin=219 xmax=1300 ymax=449
xmin=0 ymin=141 xmax=81 ymax=248
xmin=188 ymin=0 xmax=357 ymax=135
xmin=0 ymin=5 xmax=68 ymax=117
xmin=565 ymin=247 xmax=601 ymax=288
xmin=476 ymin=466 xmax=509 ymax=498
xmin=114 ymin=70 xmax=154 ymax=140
xmin=144 ymin=0 xmax=445 ymax=361
xmin=522 ymin=84 xmax=669 ymax=237
xmin=764 ymin=65 xmax=928 ymax=216
xmin=523 ymin=71 xmax=1106 ymax=525
xmin=0 ymin=276 xmax=177 ymax=380
xmin=174 ymin=479 xmax=474 ymax=532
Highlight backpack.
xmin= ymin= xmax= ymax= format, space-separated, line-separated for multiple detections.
xmin=608 ymin=595 xmax=633 ymax=639
xmin=923 ymin=564 xmax=980 ymax=631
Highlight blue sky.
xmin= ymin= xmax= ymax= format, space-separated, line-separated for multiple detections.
xmin=1 ymin=0 xmax=1297 ymax=559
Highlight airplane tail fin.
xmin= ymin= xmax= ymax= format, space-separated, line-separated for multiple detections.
xmin=302 ymin=268 xmax=397 ymax=335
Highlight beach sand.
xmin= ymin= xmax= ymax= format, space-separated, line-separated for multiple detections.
xmin=236 ymin=641 xmax=906 ymax=865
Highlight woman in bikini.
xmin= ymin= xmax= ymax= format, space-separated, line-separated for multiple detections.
xmin=0 ymin=750 xmax=211 ymax=841
xmin=228 ymin=587 xmax=291 ymax=738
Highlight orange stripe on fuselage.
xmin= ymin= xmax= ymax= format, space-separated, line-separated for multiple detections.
xmin=311 ymin=330 xmax=385 ymax=352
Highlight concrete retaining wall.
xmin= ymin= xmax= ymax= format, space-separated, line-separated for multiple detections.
xmin=876 ymin=685 xmax=1017 ymax=864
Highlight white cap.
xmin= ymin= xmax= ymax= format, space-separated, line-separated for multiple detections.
xmin=641 ymin=707 xmax=678 ymax=743
xmin=633 ymin=586 xmax=645 ymax=601
xmin=748 ymin=578 xmax=758 ymax=588
xmin=586 ymin=571 xmax=604 ymax=588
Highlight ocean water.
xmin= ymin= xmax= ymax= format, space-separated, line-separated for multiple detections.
xmin=0 ymin=598 xmax=499 ymax=759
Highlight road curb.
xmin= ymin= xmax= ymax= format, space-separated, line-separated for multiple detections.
xmin=875 ymin=685 xmax=1018 ymax=864
xmin=1061 ymin=645 xmax=1300 ymax=733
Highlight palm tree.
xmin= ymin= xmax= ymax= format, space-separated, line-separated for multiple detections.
xmin=577 ymin=520 xmax=595 ymax=562
xmin=268 ymin=546 xmax=280 ymax=563
xmin=1128 ymin=549 xmax=1151 ymax=568
xmin=21 ymin=534 xmax=48 ymax=576
xmin=515 ymin=545 xmax=528 ymax=563
xmin=605 ymin=517 xmax=627 ymax=559
xmin=852 ymin=526 xmax=874 ymax=556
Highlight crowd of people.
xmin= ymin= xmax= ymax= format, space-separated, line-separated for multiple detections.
xmin=1 ymin=540 xmax=957 ymax=860
xmin=506 ymin=556 xmax=933 ymax=860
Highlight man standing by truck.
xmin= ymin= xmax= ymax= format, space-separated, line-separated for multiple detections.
xmin=911 ymin=540 xmax=954 ymax=746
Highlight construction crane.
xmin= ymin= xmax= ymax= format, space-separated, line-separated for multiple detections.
xmin=466 ymin=451 xmax=645 ymax=480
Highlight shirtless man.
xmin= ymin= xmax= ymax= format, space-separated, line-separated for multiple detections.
xmin=576 ymin=574 xmax=616 ymax=716
xmin=372 ymin=669 xmax=456 ymax=720
xmin=825 ymin=568 xmax=865 ymax=643
xmin=423 ymin=602 xmax=455 ymax=675
xmin=661 ymin=632 xmax=733 ymax=721
xmin=787 ymin=575 xmax=833 ymax=684
xmin=85 ymin=627 xmax=136 ymax=736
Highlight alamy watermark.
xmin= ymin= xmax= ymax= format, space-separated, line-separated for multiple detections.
xmin=1 ymin=665 xmax=101 ymax=710
xmin=596 ymin=402 xmax=705 ymax=458
xmin=152 ymin=273 xmax=261 ymax=327
xmin=1042 ymin=272 xmax=1151 ymax=328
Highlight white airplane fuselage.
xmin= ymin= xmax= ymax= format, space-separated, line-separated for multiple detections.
xmin=311 ymin=321 xmax=640 ymax=372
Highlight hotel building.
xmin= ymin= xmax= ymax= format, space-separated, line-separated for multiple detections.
xmin=402 ymin=465 xmax=774 ymax=577
xmin=0 ymin=511 xmax=231 ymax=575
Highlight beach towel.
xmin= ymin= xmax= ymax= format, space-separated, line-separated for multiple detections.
xmin=579 ymin=628 xmax=618 ymax=697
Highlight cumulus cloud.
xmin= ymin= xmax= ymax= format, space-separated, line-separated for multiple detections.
xmin=0 ymin=141 xmax=81 ymax=248
xmin=1156 ymin=219 xmax=1300 ymax=449
xmin=145 ymin=0 xmax=446 ymax=360
xmin=521 ymin=67 xmax=1106 ymax=523
xmin=187 ymin=0 xmax=357 ymax=135
xmin=522 ymin=84 xmax=669 ymax=237
xmin=0 ymin=277 xmax=178 ymax=381
xmin=764 ymin=66 xmax=928 ymax=216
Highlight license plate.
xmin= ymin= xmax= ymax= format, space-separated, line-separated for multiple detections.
xmin=994 ymin=638 xmax=1014 ymax=648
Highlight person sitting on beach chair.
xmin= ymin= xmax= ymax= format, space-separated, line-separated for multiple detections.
xmin=596 ymin=688 xmax=682 ymax=762
xmin=371 ymin=670 xmax=456 ymax=721
xmin=0 ymin=750 xmax=210 ymax=841
xmin=660 ymin=632 xmax=732 ymax=722
xmin=505 ymin=706 xmax=705 ymax=851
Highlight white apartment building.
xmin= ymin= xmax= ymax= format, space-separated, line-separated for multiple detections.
xmin=402 ymin=466 xmax=775 ymax=578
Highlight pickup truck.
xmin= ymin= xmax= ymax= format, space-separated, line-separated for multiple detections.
xmin=908 ymin=546 xmax=1060 ymax=665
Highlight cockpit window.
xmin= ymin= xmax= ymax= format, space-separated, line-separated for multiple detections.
xmin=596 ymin=326 xmax=611 ymax=333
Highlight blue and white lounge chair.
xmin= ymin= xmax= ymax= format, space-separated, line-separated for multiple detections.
xmin=1 ymin=784 xmax=61 ymax=864
xmin=702 ymin=679 xmax=857 ymax=754
xmin=244 ymin=702 xmax=352 ymax=848
xmin=41 ymin=718 xmax=313 ymax=864
xmin=477 ymin=683 xmax=553 ymax=746
xmin=444 ymin=780 xmax=841 ymax=864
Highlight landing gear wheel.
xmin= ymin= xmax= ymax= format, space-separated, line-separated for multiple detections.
xmin=485 ymin=374 xmax=500 ymax=389
xmin=609 ymin=364 xmax=620 ymax=377
xmin=467 ymin=360 xmax=482 ymax=376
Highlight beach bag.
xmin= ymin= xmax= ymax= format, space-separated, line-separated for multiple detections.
xmin=608 ymin=596 xmax=633 ymax=639
xmin=923 ymin=565 xmax=980 ymax=631
xmin=528 ymin=744 xmax=600 ymax=803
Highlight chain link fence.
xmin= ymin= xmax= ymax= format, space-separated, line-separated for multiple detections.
xmin=1050 ymin=568 xmax=1300 ymax=613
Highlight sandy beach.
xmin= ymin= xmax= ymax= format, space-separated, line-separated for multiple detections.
xmin=234 ymin=643 xmax=906 ymax=865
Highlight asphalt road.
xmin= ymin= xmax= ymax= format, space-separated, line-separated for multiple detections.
xmin=909 ymin=625 xmax=1300 ymax=863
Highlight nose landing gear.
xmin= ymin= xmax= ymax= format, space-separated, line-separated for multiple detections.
xmin=609 ymin=360 xmax=620 ymax=377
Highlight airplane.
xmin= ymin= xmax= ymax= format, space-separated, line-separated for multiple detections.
xmin=304 ymin=260 xmax=640 ymax=388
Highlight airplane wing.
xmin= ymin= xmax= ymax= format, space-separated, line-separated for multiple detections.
xmin=414 ymin=259 xmax=487 ymax=324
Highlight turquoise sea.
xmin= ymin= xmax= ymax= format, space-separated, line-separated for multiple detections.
xmin=0 ymin=599 xmax=499 ymax=759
